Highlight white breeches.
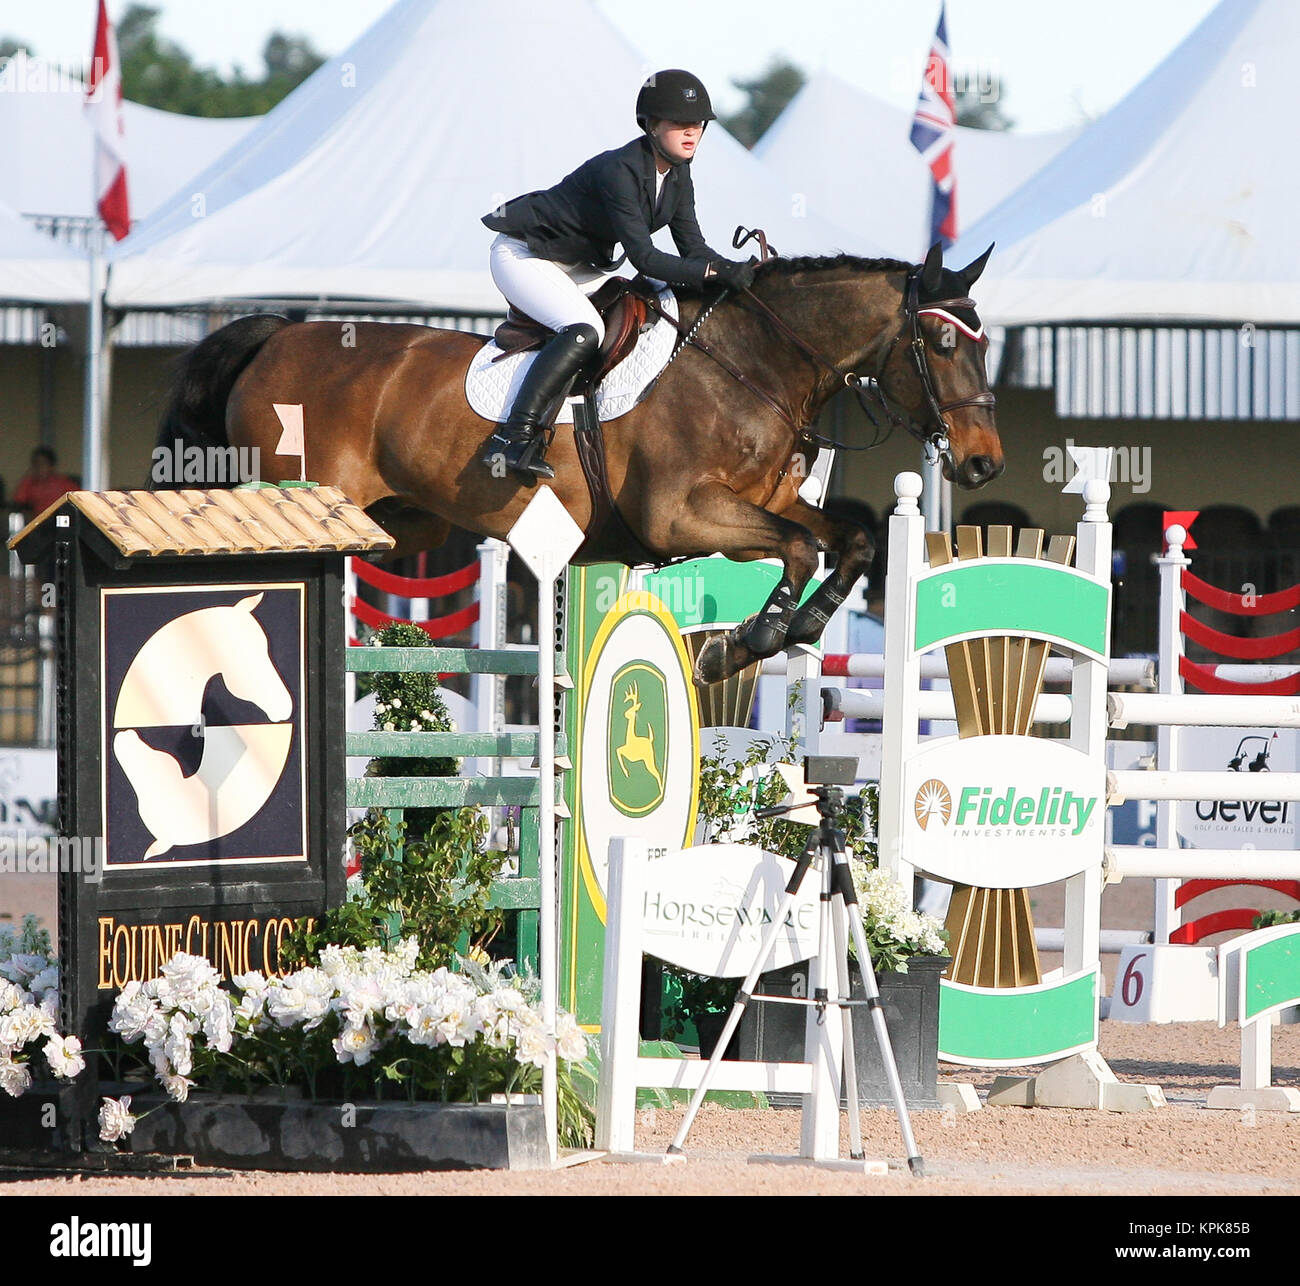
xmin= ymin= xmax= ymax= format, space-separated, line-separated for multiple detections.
xmin=489 ymin=233 xmax=620 ymax=343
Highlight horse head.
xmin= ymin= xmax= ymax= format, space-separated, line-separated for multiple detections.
xmin=879 ymin=242 xmax=1003 ymax=490
xmin=217 ymin=594 xmax=293 ymax=722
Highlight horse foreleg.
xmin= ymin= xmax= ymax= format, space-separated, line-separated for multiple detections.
xmin=779 ymin=500 xmax=876 ymax=648
xmin=675 ymin=483 xmax=821 ymax=685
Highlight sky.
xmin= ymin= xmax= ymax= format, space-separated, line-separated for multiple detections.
xmin=7 ymin=0 xmax=1224 ymax=133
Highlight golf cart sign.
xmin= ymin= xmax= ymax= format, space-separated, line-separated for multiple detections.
xmin=1178 ymin=727 xmax=1297 ymax=848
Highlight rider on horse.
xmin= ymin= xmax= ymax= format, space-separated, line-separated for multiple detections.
xmin=481 ymin=69 xmax=759 ymax=480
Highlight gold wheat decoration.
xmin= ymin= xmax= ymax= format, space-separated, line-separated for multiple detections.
xmin=924 ymin=524 xmax=1076 ymax=989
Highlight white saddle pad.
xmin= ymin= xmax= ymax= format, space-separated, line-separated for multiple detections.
xmin=465 ymin=287 xmax=678 ymax=424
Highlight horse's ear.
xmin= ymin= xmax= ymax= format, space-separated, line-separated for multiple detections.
xmin=921 ymin=242 xmax=944 ymax=293
xmin=959 ymin=243 xmax=995 ymax=288
xmin=235 ymin=593 xmax=264 ymax=612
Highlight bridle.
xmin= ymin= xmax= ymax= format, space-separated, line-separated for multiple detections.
xmin=734 ymin=266 xmax=996 ymax=465
xmin=649 ymin=244 xmax=996 ymax=471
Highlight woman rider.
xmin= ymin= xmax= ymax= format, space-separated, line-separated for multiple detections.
xmin=481 ymin=69 xmax=758 ymax=479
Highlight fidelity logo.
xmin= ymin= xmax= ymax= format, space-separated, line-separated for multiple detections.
xmin=912 ymin=780 xmax=1098 ymax=836
xmin=913 ymin=779 xmax=952 ymax=830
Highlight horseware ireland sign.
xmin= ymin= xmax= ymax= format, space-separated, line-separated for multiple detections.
xmin=638 ymin=844 xmax=818 ymax=978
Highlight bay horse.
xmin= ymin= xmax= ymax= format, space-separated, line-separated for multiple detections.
xmin=156 ymin=242 xmax=1003 ymax=684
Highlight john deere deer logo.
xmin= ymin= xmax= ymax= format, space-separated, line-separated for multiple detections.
xmin=607 ymin=663 xmax=669 ymax=817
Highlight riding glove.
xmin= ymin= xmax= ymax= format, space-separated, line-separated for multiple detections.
xmin=710 ymin=258 xmax=758 ymax=292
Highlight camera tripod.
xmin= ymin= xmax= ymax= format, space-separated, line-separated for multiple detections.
xmin=666 ymin=759 xmax=924 ymax=1176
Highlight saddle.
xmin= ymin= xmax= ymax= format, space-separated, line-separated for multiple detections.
xmin=491 ymin=276 xmax=657 ymax=387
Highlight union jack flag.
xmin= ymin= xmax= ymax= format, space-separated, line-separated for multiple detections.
xmin=910 ymin=3 xmax=957 ymax=249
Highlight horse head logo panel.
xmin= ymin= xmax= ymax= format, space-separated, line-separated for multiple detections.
xmin=107 ymin=590 xmax=301 ymax=863
xmin=606 ymin=662 xmax=669 ymax=817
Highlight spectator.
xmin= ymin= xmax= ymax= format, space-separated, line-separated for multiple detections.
xmin=13 ymin=447 xmax=77 ymax=518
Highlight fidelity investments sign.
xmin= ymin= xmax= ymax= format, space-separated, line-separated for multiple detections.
xmin=903 ymin=736 xmax=1104 ymax=888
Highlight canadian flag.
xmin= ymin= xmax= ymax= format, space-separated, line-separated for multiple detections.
xmin=86 ymin=0 xmax=130 ymax=240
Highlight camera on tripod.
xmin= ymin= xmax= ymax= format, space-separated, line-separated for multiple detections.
xmin=802 ymin=755 xmax=858 ymax=787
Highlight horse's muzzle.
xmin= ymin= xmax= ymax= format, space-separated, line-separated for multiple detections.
xmin=958 ymin=454 xmax=1004 ymax=488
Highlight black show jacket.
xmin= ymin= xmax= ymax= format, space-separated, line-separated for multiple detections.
xmin=482 ymin=136 xmax=723 ymax=289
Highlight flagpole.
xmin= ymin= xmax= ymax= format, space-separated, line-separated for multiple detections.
xmin=82 ymin=224 xmax=104 ymax=492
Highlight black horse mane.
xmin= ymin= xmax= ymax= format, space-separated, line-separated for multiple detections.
xmin=754 ymin=252 xmax=914 ymax=278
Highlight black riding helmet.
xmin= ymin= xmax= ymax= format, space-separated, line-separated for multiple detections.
xmin=635 ymin=69 xmax=716 ymax=130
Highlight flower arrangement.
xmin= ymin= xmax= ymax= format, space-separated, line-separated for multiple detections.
xmin=0 ymin=915 xmax=84 ymax=1097
xmin=104 ymin=940 xmax=594 ymax=1145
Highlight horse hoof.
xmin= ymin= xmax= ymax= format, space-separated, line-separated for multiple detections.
xmin=692 ymin=630 xmax=757 ymax=686
xmin=692 ymin=635 xmax=731 ymax=686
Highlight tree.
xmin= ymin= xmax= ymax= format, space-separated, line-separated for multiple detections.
xmin=117 ymin=3 xmax=323 ymax=117
xmin=955 ymin=79 xmax=1014 ymax=131
xmin=722 ymin=58 xmax=806 ymax=149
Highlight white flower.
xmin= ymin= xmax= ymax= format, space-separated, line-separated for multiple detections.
xmin=232 ymin=970 xmax=269 ymax=996
xmin=555 ymin=1014 xmax=588 ymax=1063
xmin=0 ymin=1055 xmax=31 ymax=1097
xmin=98 ymin=1095 xmax=136 ymax=1142
xmin=332 ymin=1022 xmax=378 ymax=1066
xmin=0 ymin=1003 xmax=53 ymax=1050
xmin=0 ymin=952 xmax=45 ymax=984
xmin=514 ymin=1022 xmax=552 ymax=1069
xmin=161 ymin=1073 xmax=195 ymax=1103
xmin=28 ymin=964 xmax=59 ymax=998
xmin=383 ymin=721 xmax=395 ymax=732
xmin=390 ymin=697 xmax=402 ymax=709
xmin=0 ymin=980 xmax=24 ymax=1013
xmin=44 ymin=1034 xmax=85 ymax=1079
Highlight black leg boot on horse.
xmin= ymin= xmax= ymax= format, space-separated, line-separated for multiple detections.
xmin=481 ymin=322 xmax=600 ymax=481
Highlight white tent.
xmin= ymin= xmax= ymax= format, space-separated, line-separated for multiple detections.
xmin=107 ymin=0 xmax=873 ymax=311
xmin=755 ymin=72 xmax=1080 ymax=261
xmin=0 ymin=58 xmax=256 ymax=222
xmin=950 ymin=0 xmax=1295 ymax=324
xmin=0 ymin=198 xmax=87 ymax=303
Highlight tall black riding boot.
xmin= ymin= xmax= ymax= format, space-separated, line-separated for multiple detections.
xmin=482 ymin=322 xmax=600 ymax=480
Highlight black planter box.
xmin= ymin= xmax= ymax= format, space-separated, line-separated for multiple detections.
xmin=125 ymin=1095 xmax=549 ymax=1172
xmin=736 ymin=955 xmax=949 ymax=1109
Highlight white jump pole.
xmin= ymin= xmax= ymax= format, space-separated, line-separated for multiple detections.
xmin=1109 ymin=692 xmax=1300 ymax=728
xmin=1109 ymin=770 xmax=1300 ymax=802
xmin=1108 ymin=848 xmax=1300 ymax=882
xmin=761 ymin=653 xmax=1155 ymax=687
xmin=507 ymin=489 xmax=583 ymax=1165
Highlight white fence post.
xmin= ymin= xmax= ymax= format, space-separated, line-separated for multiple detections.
xmin=1154 ymin=523 xmax=1191 ymax=943
xmin=878 ymin=473 xmax=925 ymax=894
xmin=595 ymin=837 xmax=648 ymax=1155
xmin=475 ymin=538 xmax=509 ymax=734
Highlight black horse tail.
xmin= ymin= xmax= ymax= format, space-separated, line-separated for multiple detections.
xmin=151 ymin=314 xmax=291 ymax=490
